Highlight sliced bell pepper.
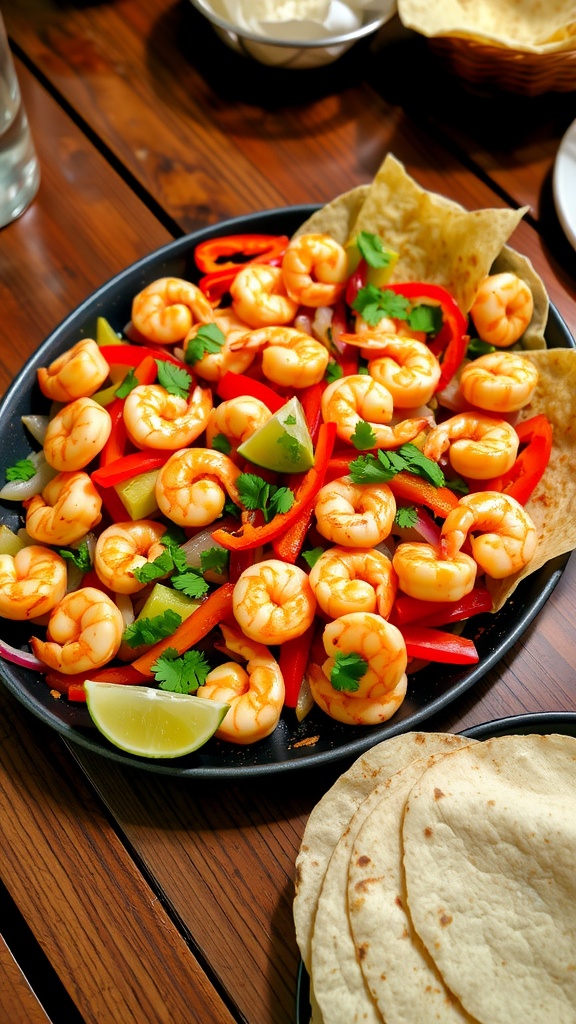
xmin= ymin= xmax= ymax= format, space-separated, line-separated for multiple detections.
xmin=345 ymin=257 xmax=368 ymax=307
xmin=272 ymin=502 xmax=315 ymax=563
xmin=194 ymin=234 xmax=290 ymax=274
xmin=92 ymin=451 xmax=171 ymax=488
xmin=98 ymin=344 xmax=187 ymax=369
xmin=212 ymin=421 xmax=337 ymax=552
xmin=384 ymin=282 xmax=468 ymax=392
xmin=216 ymin=370 xmax=286 ymax=413
xmin=401 ymin=626 xmax=479 ymax=664
xmin=484 ymin=414 xmax=552 ymax=505
xmin=198 ymin=267 xmax=239 ymax=303
xmin=299 ymin=381 xmax=325 ymax=444
xmin=279 ymin=623 xmax=315 ymax=708
xmin=325 ymin=453 xmax=459 ymax=519
xmin=99 ymin=397 xmax=127 ymax=467
xmin=390 ymin=587 xmax=492 ymax=629
xmin=46 ymin=662 xmax=147 ymax=696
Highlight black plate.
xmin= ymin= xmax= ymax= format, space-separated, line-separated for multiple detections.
xmin=0 ymin=206 xmax=574 ymax=778
xmin=294 ymin=710 xmax=576 ymax=1023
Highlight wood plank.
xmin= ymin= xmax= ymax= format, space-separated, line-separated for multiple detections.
xmin=0 ymin=935 xmax=53 ymax=1024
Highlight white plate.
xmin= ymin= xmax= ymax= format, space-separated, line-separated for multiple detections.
xmin=553 ymin=118 xmax=576 ymax=252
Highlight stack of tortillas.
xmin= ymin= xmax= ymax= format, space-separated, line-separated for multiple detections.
xmin=293 ymin=730 xmax=576 ymax=1024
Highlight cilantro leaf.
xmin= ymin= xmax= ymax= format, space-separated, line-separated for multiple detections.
xmin=330 ymin=652 xmax=367 ymax=692
xmin=325 ymin=361 xmax=343 ymax=383
xmin=5 ymin=458 xmax=36 ymax=483
xmin=283 ymin=413 xmax=297 ymax=426
xmin=58 ymin=540 xmax=92 ymax=573
xmin=200 ymin=546 xmax=229 ymax=577
xmin=349 ymin=444 xmax=445 ymax=488
xmin=184 ymin=323 xmax=225 ymax=365
xmin=467 ymin=337 xmax=495 ymax=358
xmin=115 ymin=368 xmax=141 ymax=398
xmin=211 ymin=432 xmax=232 ymax=455
xmin=132 ymin=547 xmax=176 ymax=584
xmin=356 ymin=231 xmax=395 ymax=271
xmin=277 ymin=433 xmax=304 ymax=465
xmin=122 ymin=608 xmax=182 ymax=648
xmin=352 ymin=284 xmax=410 ymax=326
xmin=152 ymin=647 xmax=211 ymax=694
xmin=351 ymin=420 xmax=377 ymax=451
xmin=171 ymin=569 xmax=209 ymax=599
xmin=156 ymin=360 xmax=192 ymax=399
xmin=237 ymin=472 xmax=294 ymax=523
xmin=394 ymin=506 xmax=418 ymax=529
xmin=301 ymin=546 xmax=324 ymax=570
xmin=398 ymin=443 xmax=445 ymax=487
xmin=407 ymin=303 xmax=443 ymax=335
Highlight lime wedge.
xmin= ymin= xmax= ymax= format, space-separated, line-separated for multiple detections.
xmin=236 ymin=395 xmax=315 ymax=473
xmin=84 ymin=681 xmax=229 ymax=759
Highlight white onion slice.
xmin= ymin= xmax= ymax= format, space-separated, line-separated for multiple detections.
xmin=21 ymin=414 xmax=50 ymax=444
xmin=0 ymin=638 xmax=46 ymax=672
xmin=0 ymin=450 xmax=58 ymax=501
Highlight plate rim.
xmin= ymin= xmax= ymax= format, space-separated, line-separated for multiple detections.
xmin=553 ymin=117 xmax=576 ymax=252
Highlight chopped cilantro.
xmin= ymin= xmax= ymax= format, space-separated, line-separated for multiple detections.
xmin=301 ymin=547 xmax=324 ymax=570
xmin=152 ymin=647 xmax=211 ymax=694
xmin=237 ymin=472 xmax=294 ymax=523
xmin=277 ymin=433 xmax=304 ymax=464
xmin=184 ymin=323 xmax=225 ymax=365
xmin=467 ymin=337 xmax=495 ymax=358
xmin=58 ymin=540 xmax=92 ymax=573
xmin=200 ymin=546 xmax=229 ymax=577
xmin=5 ymin=458 xmax=36 ymax=483
xmin=394 ymin=506 xmax=418 ymax=529
xmin=330 ymin=652 xmax=367 ymax=692
xmin=122 ymin=608 xmax=182 ymax=648
xmin=156 ymin=359 xmax=192 ymax=399
xmin=132 ymin=547 xmax=176 ymax=584
xmin=325 ymin=361 xmax=343 ymax=383
xmin=349 ymin=444 xmax=445 ymax=488
xmin=351 ymin=420 xmax=377 ymax=451
xmin=283 ymin=413 xmax=297 ymax=426
xmin=115 ymin=367 xmax=142 ymax=398
xmin=171 ymin=569 xmax=209 ymax=599
xmin=352 ymin=284 xmax=442 ymax=335
xmin=356 ymin=231 xmax=394 ymax=271
xmin=211 ymin=432 xmax=232 ymax=455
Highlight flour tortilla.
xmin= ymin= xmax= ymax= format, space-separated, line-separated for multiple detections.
xmin=308 ymin=733 xmax=475 ymax=1024
xmin=346 ymin=745 xmax=479 ymax=1024
xmin=397 ymin=0 xmax=576 ymax=53
xmin=402 ymin=734 xmax=576 ymax=1024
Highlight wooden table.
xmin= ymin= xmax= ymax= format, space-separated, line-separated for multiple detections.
xmin=1 ymin=4 xmax=576 ymax=1022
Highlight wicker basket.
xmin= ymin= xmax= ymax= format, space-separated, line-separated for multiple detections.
xmin=429 ymin=36 xmax=576 ymax=95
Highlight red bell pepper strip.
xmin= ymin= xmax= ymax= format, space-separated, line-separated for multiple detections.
xmin=130 ymin=582 xmax=236 ymax=679
xmin=194 ymin=234 xmax=290 ymax=274
xmin=198 ymin=267 xmax=239 ymax=302
xmin=272 ymin=502 xmax=315 ymax=563
xmin=279 ymin=623 xmax=315 ymax=708
xmin=45 ymin=662 xmax=147 ymax=696
xmin=94 ymin=481 xmax=130 ymax=526
xmin=99 ymin=397 xmax=127 ymax=467
xmin=216 ymin=370 xmax=286 ymax=412
xmin=401 ymin=626 xmax=479 ymax=664
xmin=299 ymin=381 xmax=325 ymax=444
xmin=212 ymin=422 xmax=337 ymax=552
xmin=384 ymin=282 xmax=468 ymax=391
xmin=484 ymin=414 xmax=553 ymax=505
xmin=345 ymin=257 xmax=368 ymax=307
xmin=92 ymin=451 xmax=171 ymax=488
xmin=390 ymin=587 xmax=492 ymax=629
xmin=98 ymin=344 xmax=187 ymax=369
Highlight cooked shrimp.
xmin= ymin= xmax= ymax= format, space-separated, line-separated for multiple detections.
xmin=24 ymin=471 xmax=102 ymax=546
xmin=392 ymin=541 xmax=477 ymax=602
xmin=232 ymin=558 xmax=316 ymax=645
xmin=232 ymin=326 xmax=330 ymax=388
xmin=308 ymin=612 xmax=407 ymax=726
xmin=281 ymin=233 xmax=348 ymax=308
xmin=423 ymin=412 xmax=519 ymax=479
xmin=314 ymin=477 xmax=396 ymax=548
xmin=205 ymin=396 xmax=272 ymax=454
xmin=30 ymin=586 xmax=124 ymax=674
xmin=123 ymin=383 xmax=212 ymax=450
xmin=94 ymin=520 xmax=168 ymax=595
xmin=441 ymin=491 xmax=538 ymax=579
xmin=469 ymin=272 xmax=534 ymax=348
xmin=0 ymin=545 xmax=68 ymax=621
xmin=321 ymin=375 xmax=429 ymax=450
xmin=37 ymin=339 xmax=110 ymax=403
xmin=459 ymin=351 xmax=539 ymax=413
xmin=308 ymin=545 xmax=397 ymax=619
xmin=43 ymin=398 xmax=112 ymax=472
xmin=184 ymin=309 xmax=255 ymax=382
xmin=230 ymin=264 xmax=298 ymax=329
xmin=131 ymin=277 xmax=215 ymax=345
xmin=361 ymin=334 xmax=442 ymax=408
xmin=198 ymin=623 xmax=284 ymax=744
xmin=155 ymin=447 xmax=242 ymax=528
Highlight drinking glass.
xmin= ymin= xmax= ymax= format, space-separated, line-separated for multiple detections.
xmin=0 ymin=11 xmax=40 ymax=228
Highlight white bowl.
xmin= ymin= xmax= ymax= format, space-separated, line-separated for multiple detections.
xmin=189 ymin=0 xmax=394 ymax=68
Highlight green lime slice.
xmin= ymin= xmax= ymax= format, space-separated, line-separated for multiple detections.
xmin=236 ymin=395 xmax=315 ymax=473
xmin=84 ymin=681 xmax=229 ymax=759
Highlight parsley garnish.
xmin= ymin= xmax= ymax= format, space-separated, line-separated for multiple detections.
xmin=302 ymin=547 xmax=324 ymax=570
xmin=5 ymin=458 xmax=36 ymax=482
xmin=185 ymin=323 xmax=225 ymax=365
xmin=156 ymin=359 xmax=192 ymax=399
xmin=356 ymin=231 xmax=395 ymax=271
xmin=115 ymin=368 xmax=141 ymax=398
xmin=352 ymin=285 xmax=442 ymax=334
xmin=348 ymin=443 xmax=445 ymax=488
xmin=132 ymin=526 xmax=188 ymax=584
xmin=237 ymin=472 xmax=294 ymax=523
xmin=122 ymin=608 xmax=182 ymax=648
xmin=171 ymin=569 xmax=209 ymax=599
xmin=325 ymin=361 xmax=343 ymax=383
xmin=394 ymin=506 xmax=418 ymax=529
xmin=151 ymin=647 xmax=211 ymax=694
xmin=58 ymin=540 xmax=92 ymax=573
xmin=330 ymin=652 xmax=367 ymax=692
xmin=211 ymin=432 xmax=232 ymax=455
xmin=200 ymin=546 xmax=229 ymax=577
xmin=351 ymin=420 xmax=378 ymax=451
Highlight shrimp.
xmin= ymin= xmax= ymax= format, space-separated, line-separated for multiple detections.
xmin=131 ymin=277 xmax=215 ymax=345
xmin=155 ymin=447 xmax=242 ymax=528
xmin=392 ymin=542 xmax=477 ymax=602
xmin=314 ymin=476 xmax=396 ymax=548
xmin=308 ymin=545 xmax=397 ymax=619
xmin=24 ymin=471 xmax=102 ymax=547
xmin=440 ymin=491 xmax=538 ymax=579
xmin=42 ymin=397 xmax=112 ymax=472
xmin=232 ymin=558 xmax=316 ymax=645
xmin=321 ymin=375 xmax=429 ymax=450
xmin=230 ymin=264 xmax=298 ymax=329
xmin=0 ymin=545 xmax=68 ymax=621
xmin=94 ymin=520 xmax=168 ymax=595
xmin=123 ymin=382 xmax=212 ymax=450
xmin=469 ymin=272 xmax=534 ymax=348
xmin=232 ymin=326 xmax=330 ymax=388
xmin=361 ymin=334 xmax=442 ymax=408
xmin=281 ymin=233 xmax=348 ymax=308
xmin=184 ymin=309 xmax=255 ymax=382
xmin=423 ymin=412 xmax=519 ymax=480
xmin=205 ymin=396 xmax=272 ymax=454
xmin=198 ymin=623 xmax=284 ymax=744
xmin=30 ymin=586 xmax=124 ymax=674
xmin=459 ymin=351 xmax=539 ymax=413
xmin=37 ymin=338 xmax=110 ymax=403
xmin=308 ymin=612 xmax=408 ymax=726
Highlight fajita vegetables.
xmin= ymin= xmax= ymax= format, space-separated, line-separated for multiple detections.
xmin=1 ymin=153 xmax=575 ymax=756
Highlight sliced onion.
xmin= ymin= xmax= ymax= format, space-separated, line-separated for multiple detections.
xmin=21 ymin=414 xmax=50 ymax=444
xmin=0 ymin=450 xmax=58 ymax=501
xmin=115 ymin=592 xmax=135 ymax=629
xmin=0 ymin=638 xmax=46 ymax=672
xmin=393 ymin=504 xmax=441 ymax=547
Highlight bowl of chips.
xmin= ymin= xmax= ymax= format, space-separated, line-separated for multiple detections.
xmin=397 ymin=0 xmax=576 ymax=94
xmin=189 ymin=0 xmax=396 ymax=68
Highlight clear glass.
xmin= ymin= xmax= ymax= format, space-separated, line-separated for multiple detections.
xmin=0 ymin=11 xmax=40 ymax=228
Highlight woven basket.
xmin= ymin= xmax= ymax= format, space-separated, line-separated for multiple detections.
xmin=429 ymin=36 xmax=576 ymax=95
